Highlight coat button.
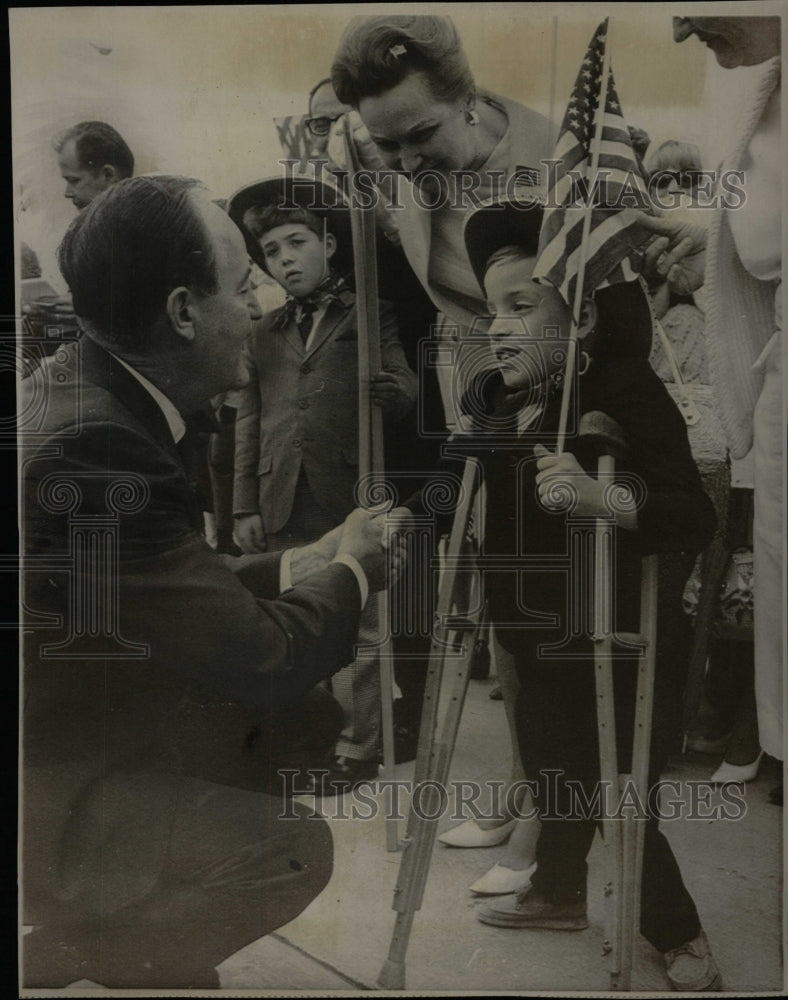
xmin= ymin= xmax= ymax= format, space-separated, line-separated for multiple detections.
xmin=300 ymin=363 xmax=311 ymax=374
xmin=294 ymin=439 xmax=301 ymax=448
xmin=298 ymin=399 xmax=309 ymax=409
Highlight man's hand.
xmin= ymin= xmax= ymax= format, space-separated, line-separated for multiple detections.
xmin=627 ymin=209 xmax=708 ymax=297
xmin=335 ymin=508 xmax=405 ymax=594
xmin=288 ymin=508 xmax=409 ymax=593
xmin=288 ymin=523 xmax=343 ymax=585
xmin=234 ymin=513 xmax=267 ymax=554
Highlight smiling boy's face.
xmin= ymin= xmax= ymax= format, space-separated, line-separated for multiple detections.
xmin=254 ymin=222 xmax=335 ymax=298
xmin=483 ymin=253 xmax=574 ymax=390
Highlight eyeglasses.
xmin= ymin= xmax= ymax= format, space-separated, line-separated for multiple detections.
xmin=304 ymin=115 xmax=344 ymax=137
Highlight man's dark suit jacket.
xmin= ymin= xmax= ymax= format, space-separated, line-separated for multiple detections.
xmin=21 ymin=336 xmax=361 ymax=916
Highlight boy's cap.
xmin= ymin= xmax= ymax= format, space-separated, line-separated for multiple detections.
xmin=464 ymin=195 xmax=652 ymax=360
xmin=227 ymin=174 xmax=353 ymax=277
xmin=463 ymin=195 xmax=545 ymax=289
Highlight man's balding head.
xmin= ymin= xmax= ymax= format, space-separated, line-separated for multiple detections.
xmin=57 ymin=176 xmax=217 ymax=347
xmin=57 ymin=175 xmax=261 ymax=406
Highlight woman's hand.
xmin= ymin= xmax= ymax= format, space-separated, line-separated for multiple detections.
xmin=627 ymin=209 xmax=708 ymax=297
xmin=327 ymin=111 xmax=388 ymax=173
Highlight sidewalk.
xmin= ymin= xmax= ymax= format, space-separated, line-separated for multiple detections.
xmin=217 ymin=676 xmax=784 ymax=994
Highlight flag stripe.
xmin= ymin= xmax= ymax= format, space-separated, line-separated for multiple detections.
xmin=533 ymin=18 xmax=653 ymax=311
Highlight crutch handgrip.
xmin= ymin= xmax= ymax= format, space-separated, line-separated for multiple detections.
xmin=578 ymin=410 xmax=631 ymax=462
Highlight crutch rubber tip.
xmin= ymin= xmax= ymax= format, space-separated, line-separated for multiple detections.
xmin=377 ymin=960 xmax=406 ymax=990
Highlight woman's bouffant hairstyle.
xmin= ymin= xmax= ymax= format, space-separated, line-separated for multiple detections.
xmin=331 ymin=15 xmax=475 ymax=108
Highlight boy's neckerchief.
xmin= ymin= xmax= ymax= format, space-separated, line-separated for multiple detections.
xmin=270 ymin=271 xmax=353 ymax=331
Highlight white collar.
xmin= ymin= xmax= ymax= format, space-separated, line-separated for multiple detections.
xmin=111 ymin=354 xmax=186 ymax=444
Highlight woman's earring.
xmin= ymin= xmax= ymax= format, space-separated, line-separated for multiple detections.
xmin=465 ymin=107 xmax=480 ymax=126
xmin=578 ymin=351 xmax=591 ymax=376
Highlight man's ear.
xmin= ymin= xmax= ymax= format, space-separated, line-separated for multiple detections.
xmin=166 ymin=287 xmax=196 ymax=342
xmin=99 ymin=164 xmax=120 ymax=185
xmin=576 ymin=297 xmax=598 ymax=340
xmin=324 ymin=232 xmax=337 ymax=260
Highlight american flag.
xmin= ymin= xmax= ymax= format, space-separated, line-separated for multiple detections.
xmin=532 ymin=19 xmax=652 ymax=311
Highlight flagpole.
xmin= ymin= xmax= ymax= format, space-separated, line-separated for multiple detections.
xmin=548 ymin=16 xmax=559 ymax=149
xmin=556 ymin=18 xmax=613 ymax=453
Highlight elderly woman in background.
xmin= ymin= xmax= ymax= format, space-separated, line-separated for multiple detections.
xmin=331 ymin=14 xmax=553 ymax=896
xmin=638 ymin=16 xmax=782 ymax=802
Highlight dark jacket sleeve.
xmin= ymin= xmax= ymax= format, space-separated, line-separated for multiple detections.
xmin=24 ymin=419 xmax=362 ymax=711
xmin=233 ymin=330 xmax=263 ymax=517
xmin=589 ymin=359 xmax=717 ymax=555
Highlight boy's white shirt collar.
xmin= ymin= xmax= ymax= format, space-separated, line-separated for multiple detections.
xmin=296 ymin=301 xmax=329 ymax=352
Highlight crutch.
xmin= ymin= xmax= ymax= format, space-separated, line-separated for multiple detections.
xmin=378 ymin=453 xmax=484 ymax=989
xmin=343 ymin=117 xmax=397 ymax=851
xmin=581 ymin=411 xmax=658 ymax=991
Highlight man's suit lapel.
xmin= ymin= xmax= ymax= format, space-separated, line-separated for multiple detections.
xmin=79 ymin=335 xmax=181 ymax=457
xmin=79 ymin=336 xmax=207 ymax=532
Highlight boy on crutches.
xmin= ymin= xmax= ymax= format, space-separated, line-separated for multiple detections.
xmin=454 ymin=195 xmax=721 ymax=991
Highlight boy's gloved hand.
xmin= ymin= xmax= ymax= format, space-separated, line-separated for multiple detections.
xmin=534 ymin=445 xmax=602 ymax=516
xmin=534 ymin=445 xmax=638 ymax=531
xmin=371 ymin=371 xmax=412 ymax=417
xmin=234 ymin=513 xmax=267 ymax=554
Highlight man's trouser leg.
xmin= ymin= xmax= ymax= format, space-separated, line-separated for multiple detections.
xmin=23 ymin=767 xmax=333 ymax=989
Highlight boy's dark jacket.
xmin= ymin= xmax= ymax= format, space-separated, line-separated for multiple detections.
xmin=414 ymin=355 xmax=716 ymax=657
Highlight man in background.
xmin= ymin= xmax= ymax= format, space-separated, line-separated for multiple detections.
xmin=54 ymin=119 xmax=134 ymax=210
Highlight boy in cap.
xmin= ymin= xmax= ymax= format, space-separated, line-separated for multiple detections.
xmin=433 ymin=196 xmax=720 ymax=990
xmin=229 ymin=177 xmax=417 ymax=792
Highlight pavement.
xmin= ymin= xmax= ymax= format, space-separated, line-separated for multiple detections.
xmin=215 ymin=673 xmax=785 ymax=996
xmin=53 ymin=673 xmax=784 ymax=996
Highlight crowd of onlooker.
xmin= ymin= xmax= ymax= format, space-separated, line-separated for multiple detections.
xmin=20 ymin=13 xmax=781 ymax=993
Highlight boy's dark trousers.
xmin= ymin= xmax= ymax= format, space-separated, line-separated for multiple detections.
xmin=512 ymin=553 xmax=703 ymax=954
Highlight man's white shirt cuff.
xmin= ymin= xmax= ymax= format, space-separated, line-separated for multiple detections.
xmin=331 ymin=553 xmax=369 ymax=609
xmin=279 ymin=548 xmax=294 ymax=594
xmin=279 ymin=548 xmax=368 ymax=610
